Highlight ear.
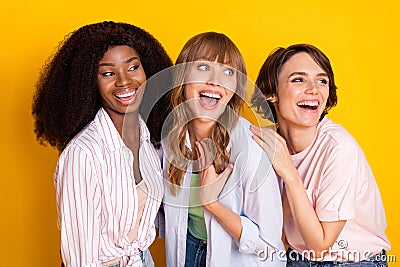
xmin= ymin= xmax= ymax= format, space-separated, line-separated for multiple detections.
xmin=265 ymin=94 xmax=278 ymax=104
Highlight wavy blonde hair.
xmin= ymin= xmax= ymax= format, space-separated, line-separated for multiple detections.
xmin=167 ymin=32 xmax=247 ymax=195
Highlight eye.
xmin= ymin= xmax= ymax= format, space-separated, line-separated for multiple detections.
xmin=291 ymin=77 xmax=304 ymax=83
xmin=128 ymin=65 xmax=139 ymax=72
xmin=317 ymin=78 xmax=328 ymax=85
xmin=223 ymin=68 xmax=235 ymax=76
xmin=197 ymin=64 xmax=210 ymax=71
xmin=100 ymin=71 xmax=114 ymax=77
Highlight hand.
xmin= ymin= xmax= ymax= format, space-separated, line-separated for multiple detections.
xmin=194 ymin=139 xmax=233 ymax=207
xmin=250 ymin=125 xmax=297 ymax=182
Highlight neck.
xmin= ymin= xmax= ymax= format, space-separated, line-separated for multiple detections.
xmin=122 ymin=112 xmax=140 ymax=143
xmin=277 ymin=121 xmax=317 ymax=155
xmin=188 ymin=119 xmax=215 ymax=146
xmin=107 ymin=109 xmax=140 ymax=140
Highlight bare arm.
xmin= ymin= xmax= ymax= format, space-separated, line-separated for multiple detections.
xmin=250 ymin=125 xmax=345 ymax=257
xmin=203 ymin=200 xmax=242 ymax=242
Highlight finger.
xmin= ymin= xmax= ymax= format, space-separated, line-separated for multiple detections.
xmin=251 ymin=124 xmax=276 ymax=143
xmin=195 ymin=141 xmax=206 ymax=172
xmin=265 ymin=124 xmax=277 ymax=131
xmin=250 ymin=124 xmax=262 ymax=138
xmin=251 ymin=126 xmax=274 ymax=148
xmin=198 ymin=163 xmax=216 ymax=184
xmin=252 ymin=134 xmax=268 ymax=151
xmin=190 ymin=141 xmax=199 ymax=172
xmin=261 ymin=126 xmax=280 ymax=145
xmin=196 ymin=140 xmax=211 ymax=172
xmin=200 ymin=164 xmax=232 ymax=204
xmin=252 ymin=134 xmax=275 ymax=162
xmin=219 ymin=163 xmax=233 ymax=184
xmin=199 ymin=139 xmax=214 ymax=168
xmin=250 ymin=123 xmax=276 ymax=133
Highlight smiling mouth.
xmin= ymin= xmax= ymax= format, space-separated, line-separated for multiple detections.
xmin=115 ymin=89 xmax=137 ymax=102
xmin=297 ymin=100 xmax=319 ymax=110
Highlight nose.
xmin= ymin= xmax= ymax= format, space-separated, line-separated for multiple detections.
xmin=115 ymin=72 xmax=132 ymax=87
xmin=205 ymin=70 xmax=221 ymax=87
xmin=305 ymin=81 xmax=318 ymax=94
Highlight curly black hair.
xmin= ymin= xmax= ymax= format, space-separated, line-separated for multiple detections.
xmin=32 ymin=21 xmax=173 ymax=151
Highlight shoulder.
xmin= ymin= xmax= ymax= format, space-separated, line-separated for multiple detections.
xmin=230 ymin=117 xmax=253 ymax=142
xmin=230 ymin=116 xmax=265 ymax=153
xmin=60 ymin=119 xmax=104 ymax=160
xmin=316 ymin=118 xmax=365 ymax=162
xmin=318 ymin=118 xmax=360 ymax=149
xmin=230 ymin=117 xmax=276 ymax=180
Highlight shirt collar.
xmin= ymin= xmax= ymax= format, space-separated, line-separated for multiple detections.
xmin=137 ymin=114 xmax=151 ymax=143
xmin=94 ymin=108 xmax=124 ymax=152
xmin=95 ymin=108 xmax=151 ymax=152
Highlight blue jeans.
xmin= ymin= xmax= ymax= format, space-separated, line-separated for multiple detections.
xmin=185 ymin=230 xmax=207 ymax=267
xmin=106 ymin=250 xmax=154 ymax=267
xmin=286 ymin=248 xmax=388 ymax=267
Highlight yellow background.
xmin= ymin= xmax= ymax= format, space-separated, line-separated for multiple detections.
xmin=0 ymin=0 xmax=398 ymax=266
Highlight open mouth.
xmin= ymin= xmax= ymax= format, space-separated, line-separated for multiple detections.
xmin=297 ymin=100 xmax=319 ymax=111
xmin=199 ymin=91 xmax=222 ymax=108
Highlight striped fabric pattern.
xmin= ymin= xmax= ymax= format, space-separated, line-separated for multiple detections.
xmin=55 ymin=108 xmax=163 ymax=267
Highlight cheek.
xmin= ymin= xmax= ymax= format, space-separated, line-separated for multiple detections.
xmin=139 ymin=69 xmax=147 ymax=83
xmin=223 ymin=89 xmax=235 ymax=104
xmin=97 ymin=76 xmax=113 ymax=91
xmin=323 ymin=88 xmax=330 ymax=100
xmin=275 ymin=91 xmax=293 ymax=112
xmin=183 ymin=84 xmax=196 ymax=100
xmin=221 ymin=76 xmax=237 ymax=92
xmin=97 ymin=82 xmax=107 ymax=97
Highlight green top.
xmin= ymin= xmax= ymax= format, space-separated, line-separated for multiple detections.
xmin=188 ymin=173 xmax=207 ymax=241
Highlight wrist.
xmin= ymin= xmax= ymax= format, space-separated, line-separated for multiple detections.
xmin=203 ymin=200 xmax=221 ymax=212
xmin=282 ymin=172 xmax=302 ymax=186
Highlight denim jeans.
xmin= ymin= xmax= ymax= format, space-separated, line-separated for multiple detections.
xmin=185 ymin=230 xmax=207 ymax=267
xmin=105 ymin=250 xmax=154 ymax=267
xmin=286 ymin=248 xmax=388 ymax=267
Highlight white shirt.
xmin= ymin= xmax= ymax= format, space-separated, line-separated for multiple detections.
xmin=55 ymin=108 xmax=163 ymax=267
xmin=158 ymin=117 xmax=286 ymax=267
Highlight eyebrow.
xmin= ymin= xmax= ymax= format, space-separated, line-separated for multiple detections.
xmin=197 ymin=58 xmax=233 ymax=66
xmin=289 ymin=72 xmax=328 ymax=77
xmin=98 ymin=57 xmax=140 ymax=67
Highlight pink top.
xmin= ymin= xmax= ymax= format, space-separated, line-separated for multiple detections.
xmin=55 ymin=108 xmax=163 ymax=267
xmin=284 ymin=117 xmax=390 ymax=261
xmin=129 ymin=181 xmax=148 ymax=241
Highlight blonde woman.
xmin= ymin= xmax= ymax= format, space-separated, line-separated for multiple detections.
xmin=158 ymin=32 xmax=285 ymax=267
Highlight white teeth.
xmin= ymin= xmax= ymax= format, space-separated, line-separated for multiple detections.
xmin=116 ymin=90 xmax=136 ymax=98
xmin=200 ymin=92 xmax=221 ymax=99
xmin=297 ymin=100 xmax=318 ymax=106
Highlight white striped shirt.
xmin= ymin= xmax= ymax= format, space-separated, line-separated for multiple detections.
xmin=55 ymin=108 xmax=163 ymax=267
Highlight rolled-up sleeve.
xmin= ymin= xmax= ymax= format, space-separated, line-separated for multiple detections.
xmin=236 ymin=148 xmax=284 ymax=258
